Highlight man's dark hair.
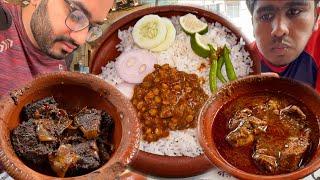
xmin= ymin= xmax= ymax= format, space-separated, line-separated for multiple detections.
xmin=246 ymin=0 xmax=320 ymax=14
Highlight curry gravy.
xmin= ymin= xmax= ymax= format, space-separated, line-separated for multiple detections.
xmin=213 ymin=92 xmax=319 ymax=175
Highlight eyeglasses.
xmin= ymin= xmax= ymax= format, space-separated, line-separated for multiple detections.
xmin=64 ymin=0 xmax=103 ymax=42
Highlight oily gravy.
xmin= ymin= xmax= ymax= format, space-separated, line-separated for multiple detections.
xmin=213 ymin=92 xmax=319 ymax=175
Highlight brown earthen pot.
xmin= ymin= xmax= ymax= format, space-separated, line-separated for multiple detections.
xmin=90 ymin=5 xmax=260 ymax=178
xmin=0 ymin=72 xmax=141 ymax=180
xmin=198 ymin=75 xmax=320 ymax=180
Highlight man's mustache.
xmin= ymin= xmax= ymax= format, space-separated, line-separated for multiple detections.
xmin=54 ymin=36 xmax=80 ymax=50
xmin=272 ymin=36 xmax=291 ymax=47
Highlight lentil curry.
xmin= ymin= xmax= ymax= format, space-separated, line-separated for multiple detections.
xmin=132 ymin=64 xmax=208 ymax=142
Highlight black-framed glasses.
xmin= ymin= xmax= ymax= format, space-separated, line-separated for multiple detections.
xmin=64 ymin=0 xmax=103 ymax=42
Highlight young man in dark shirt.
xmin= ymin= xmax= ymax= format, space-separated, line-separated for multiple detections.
xmin=247 ymin=0 xmax=320 ymax=92
xmin=0 ymin=0 xmax=113 ymax=96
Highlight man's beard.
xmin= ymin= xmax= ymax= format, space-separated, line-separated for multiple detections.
xmin=30 ymin=0 xmax=78 ymax=60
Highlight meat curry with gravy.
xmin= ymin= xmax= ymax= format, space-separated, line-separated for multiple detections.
xmin=213 ymin=92 xmax=319 ymax=175
xmin=11 ymin=97 xmax=115 ymax=177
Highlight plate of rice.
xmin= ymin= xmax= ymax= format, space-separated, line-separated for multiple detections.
xmin=90 ymin=5 xmax=260 ymax=178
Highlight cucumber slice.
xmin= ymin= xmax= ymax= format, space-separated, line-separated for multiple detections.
xmin=191 ymin=33 xmax=212 ymax=58
xmin=132 ymin=14 xmax=167 ymax=49
xmin=180 ymin=13 xmax=208 ymax=35
xmin=150 ymin=18 xmax=176 ymax=52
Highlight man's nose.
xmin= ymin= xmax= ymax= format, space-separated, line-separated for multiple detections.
xmin=69 ymin=27 xmax=89 ymax=46
xmin=271 ymin=15 xmax=289 ymax=38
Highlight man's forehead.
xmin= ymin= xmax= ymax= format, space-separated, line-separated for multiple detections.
xmin=255 ymin=0 xmax=311 ymax=8
xmin=254 ymin=0 xmax=312 ymax=13
xmin=72 ymin=0 xmax=110 ymax=23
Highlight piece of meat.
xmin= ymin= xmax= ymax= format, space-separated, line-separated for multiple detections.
xmin=35 ymin=118 xmax=73 ymax=142
xmin=67 ymin=141 xmax=100 ymax=175
xmin=226 ymin=113 xmax=267 ymax=147
xmin=97 ymin=137 xmax=114 ymax=163
xmin=11 ymin=120 xmax=58 ymax=165
xmin=100 ymin=112 xmax=114 ymax=136
xmin=253 ymin=129 xmax=311 ymax=174
xmin=228 ymin=108 xmax=252 ymax=130
xmin=43 ymin=108 xmax=68 ymax=121
xmin=226 ymin=107 xmax=268 ymax=147
xmin=35 ymin=120 xmax=57 ymax=142
xmin=248 ymin=116 xmax=268 ymax=134
xmin=252 ymin=152 xmax=278 ymax=174
xmin=48 ymin=144 xmax=79 ymax=177
xmin=97 ymin=112 xmax=114 ymax=163
xmin=22 ymin=97 xmax=58 ymax=120
xmin=278 ymin=129 xmax=311 ymax=172
xmin=99 ymin=112 xmax=115 ymax=143
xmin=12 ymin=96 xmax=116 ymax=177
xmin=74 ymin=108 xmax=102 ymax=139
xmin=280 ymin=105 xmax=306 ymax=121
xmin=60 ymin=129 xmax=87 ymax=145
xmin=253 ymin=139 xmax=279 ymax=174
xmin=280 ymin=105 xmax=308 ymax=131
xmin=226 ymin=120 xmax=255 ymax=147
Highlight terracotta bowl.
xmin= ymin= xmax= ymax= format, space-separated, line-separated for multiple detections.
xmin=0 ymin=72 xmax=141 ymax=180
xmin=198 ymin=75 xmax=320 ymax=180
xmin=90 ymin=5 xmax=260 ymax=177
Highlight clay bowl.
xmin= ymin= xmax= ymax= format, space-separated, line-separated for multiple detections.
xmin=90 ymin=5 xmax=260 ymax=177
xmin=90 ymin=5 xmax=261 ymax=178
xmin=0 ymin=72 xmax=141 ymax=180
xmin=198 ymin=75 xmax=320 ymax=180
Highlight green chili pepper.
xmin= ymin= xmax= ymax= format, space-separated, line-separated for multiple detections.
xmin=217 ymin=55 xmax=227 ymax=83
xmin=223 ymin=45 xmax=237 ymax=81
xmin=208 ymin=44 xmax=218 ymax=93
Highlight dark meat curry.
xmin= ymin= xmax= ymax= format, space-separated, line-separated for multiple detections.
xmin=11 ymin=97 xmax=115 ymax=177
xmin=132 ymin=64 xmax=208 ymax=142
xmin=213 ymin=92 xmax=319 ymax=175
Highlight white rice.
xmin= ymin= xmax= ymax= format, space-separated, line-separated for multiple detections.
xmin=139 ymin=128 xmax=203 ymax=157
xmin=99 ymin=61 xmax=124 ymax=86
xmin=99 ymin=16 xmax=253 ymax=157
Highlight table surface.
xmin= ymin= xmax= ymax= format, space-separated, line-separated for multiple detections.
xmin=1 ymin=166 xmax=319 ymax=180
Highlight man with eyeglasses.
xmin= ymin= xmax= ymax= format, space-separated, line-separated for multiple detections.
xmin=247 ymin=0 xmax=320 ymax=93
xmin=0 ymin=0 xmax=113 ymax=97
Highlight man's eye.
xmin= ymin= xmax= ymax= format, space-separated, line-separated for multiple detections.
xmin=69 ymin=13 xmax=81 ymax=22
xmin=69 ymin=10 xmax=87 ymax=23
xmin=287 ymin=8 xmax=302 ymax=17
xmin=260 ymin=13 xmax=274 ymax=22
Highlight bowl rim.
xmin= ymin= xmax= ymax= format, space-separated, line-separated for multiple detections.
xmin=197 ymin=75 xmax=320 ymax=180
xmin=0 ymin=71 xmax=141 ymax=179
xmin=89 ymin=4 xmax=261 ymax=178
xmin=90 ymin=4 xmax=261 ymax=75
